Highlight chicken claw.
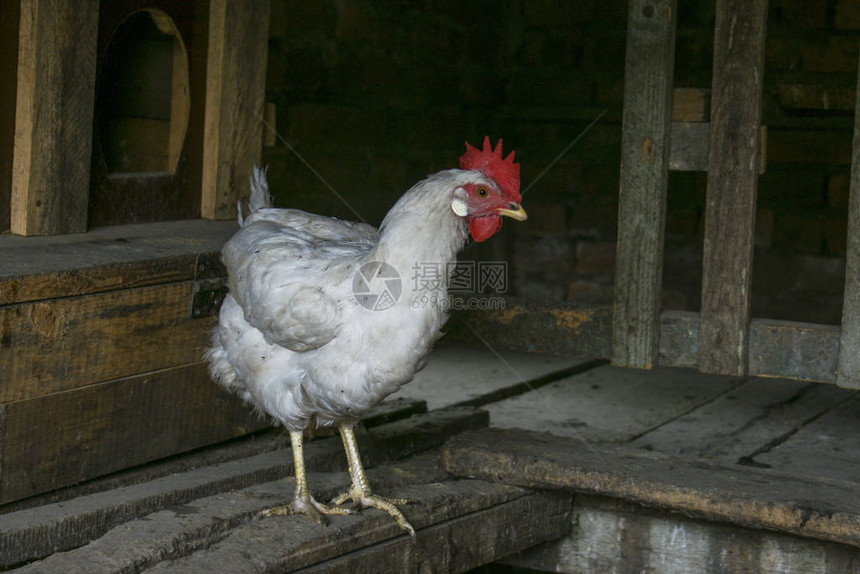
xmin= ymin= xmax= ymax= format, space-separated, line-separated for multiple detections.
xmin=336 ymin=425 xmax=417 ymax=536
xmin=331 ymin=487 xmax=416 ymax=536
xmin=260 ymin=430 xmax=352 ymax=527
xmin=261 ymin=495 xmax=351 ymax=526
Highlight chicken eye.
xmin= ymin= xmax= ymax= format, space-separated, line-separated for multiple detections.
xmin=476 ymin=186 xmax=488 ymax=198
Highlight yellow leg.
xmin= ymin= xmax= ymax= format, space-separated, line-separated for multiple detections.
xmin=331 ymin=424 xmax=416 ymax=536
xmin=261 ymin=429 xmax=351 ymax=525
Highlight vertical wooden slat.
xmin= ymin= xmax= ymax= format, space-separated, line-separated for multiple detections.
xmin=612 ymin=0 xmax=678 ymax=368
xmin=836 ymin=47 xmax=860 ymax=390
xmin=10 ymin=0 xmax=99 ymax=236
xmin=201 ymin=0 xmax=270 ymax=220
xmin=698 ymin=0 xmax=768 ymax=376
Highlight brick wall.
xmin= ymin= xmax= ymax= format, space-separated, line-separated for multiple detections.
xmin=262 ymin=0 xmax=858 ymax=325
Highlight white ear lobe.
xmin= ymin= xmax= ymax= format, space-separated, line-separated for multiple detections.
xmin=451 ymin=187 xmax=469 ymax=217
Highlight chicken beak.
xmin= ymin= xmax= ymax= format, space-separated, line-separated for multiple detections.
xmin=496 ymin=204 xmax=528 ymax=221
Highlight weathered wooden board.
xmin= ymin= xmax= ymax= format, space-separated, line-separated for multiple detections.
xmin=698 ymin=0 xmax=768 ymax=376
xmin=142 ymin=478 xmax=569 ymax=574
xmin=658 ymin=309 xmax=700 ymax=367
xmin=0 ymin=362 xmax=268 ymax=504
xmin=484 ymin=365 xmax=741 ymax=442
xmin=612 ymin=0 xmax=677 ymax=369
xmin=2 ymin=399 xmax=427 ymax=514
xmin=749 ymin=319 xmax=842 ymax=383
xmin=201 ymin=0 xmax=269 ymax=220
xmin=0 ymin=219 xmax=236 ymax=305
xmin=754 ymin=394 xmax=860 ymax=483
xmin=393 ymin=344 xmax=597 ymax=410
xmin=443 ymin=428 xmax=860 ymax=548
xmin=669 ymin=121 xmax=710 ymax=171
xmin=631 ymin=377 xmax=854 ymax=464
xmin=10 ymin=0 xmax=98 ymax=236
xmin=450 ymin=303 xmax=842 ymax=383
xmin=0 ymin=281 xmax=212 ymax=401
xmin=504 ymin=494 xmax=860 ymax=574
xmin=837 ymin=49 xmax=860 ymax=389
xmin=0 ymin=407 xmax=488 ymax=568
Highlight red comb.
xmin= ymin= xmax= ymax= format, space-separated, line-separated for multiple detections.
xmin=460 ymin=137 xmax=521 ymax=202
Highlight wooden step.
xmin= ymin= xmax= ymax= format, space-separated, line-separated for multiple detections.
xmin=0 ymin=406 xmax=487 ymax=569
xmin=442 ymin=428 xmax=860 ymax=548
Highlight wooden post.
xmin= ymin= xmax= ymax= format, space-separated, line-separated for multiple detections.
xmin=612 ymin=0 xmax=678 ymax=369
xmin=836 ymin=45 xmax=860 ymax=390
xmin=201 ymin=0 xmax=270 ymax=220
xmin=10 ymin=0 xmax=99 ymax=236
xmin=698 ymin=0 xmax=768 ymax=376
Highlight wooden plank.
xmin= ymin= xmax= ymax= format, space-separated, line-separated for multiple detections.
xmin=144 ymin=480 xmax=569 ymax=573
xmin=837 ymin=50 xmax=860 ymax=389
xmin=0 ymin=407 xmax=488 ymax=567
xmin=658 ymin=309 xmax=700 ymax=367
xmin=0 ymin=219 xmax=235 ymax=305
xmin=504 ymin=494 xmax=860 ymax=573
xmin=669 ymin=121 xmax=710 ymax=171
xmin=0 ymin=363 xmax=268 ymax=504
xmin=755 ymin=394 xmax=860 ymax=482
xmin=10 ymin=0 xmax=98 ymax=236
xmin=612 ymin=0 xmax=678 ymax=369
xmin=394 ymin=344 xmax=599 ymax=410
xmin=698 ymin=0 xmax=768 ymax=376
xmin=201 ymin=0 xmax=269 ymax=220
xmin=0 ymin=281 xmax=214 ymax=401
xmin=630 ymin=377 xmax=853 ymax=464
xmin=485 ymin=365 xmax=741 ymax=442
xmin=443 ymin=428 xmax=860 ymax=548
xmin=660 ymin=311 xmax=842 ymax=383
xmin=449 ymin=303 xmax=840 ymax=384
xmin=750 ymin=319 xmax=841 ymax=383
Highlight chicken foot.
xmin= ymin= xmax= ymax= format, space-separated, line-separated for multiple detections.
xmin=261 ymin=429 xmax=352 ymax=525
xmin=331 ymin=424 xmax=416 ymax=536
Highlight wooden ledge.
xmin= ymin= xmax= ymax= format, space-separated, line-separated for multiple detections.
xmin=443 ymin=428 xmax=860 ymax=548
xmin=0 ymin=219 xmax=237 ymax=305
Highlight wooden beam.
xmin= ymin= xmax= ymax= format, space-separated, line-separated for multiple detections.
xmin=10 ymin=0 xmax=98 ymax=236
xmin=201 ymin=0 xmax=270 ymax=220
xmin=612 ymin=0 xmax=678 ymax=369
xmin=444 ymin=427 xmax=860 ymax=548
xmin=837 ymin=50 xmax=860 ymax=389
xmin=698 ymin=0 xmax=768 ymax=376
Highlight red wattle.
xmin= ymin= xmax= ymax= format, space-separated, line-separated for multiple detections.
xmin=469 ymin=216 xmax=503 ymax=242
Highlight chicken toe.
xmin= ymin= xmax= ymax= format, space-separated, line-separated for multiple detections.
xmin=336 ymin=424 xmax=417 ymax=536
xmin=260 ymin=429 xmax=352 ymax=527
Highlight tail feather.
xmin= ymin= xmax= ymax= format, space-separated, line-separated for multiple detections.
xmin=240 ymin=165 xmax=273 ymax=226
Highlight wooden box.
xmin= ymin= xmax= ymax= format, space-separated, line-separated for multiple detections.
xmin=0 ymin=0 xmax=270 ymax=504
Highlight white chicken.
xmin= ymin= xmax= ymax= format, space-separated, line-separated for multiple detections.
xmin=206 ymin=138 xmax=527 ymax=535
